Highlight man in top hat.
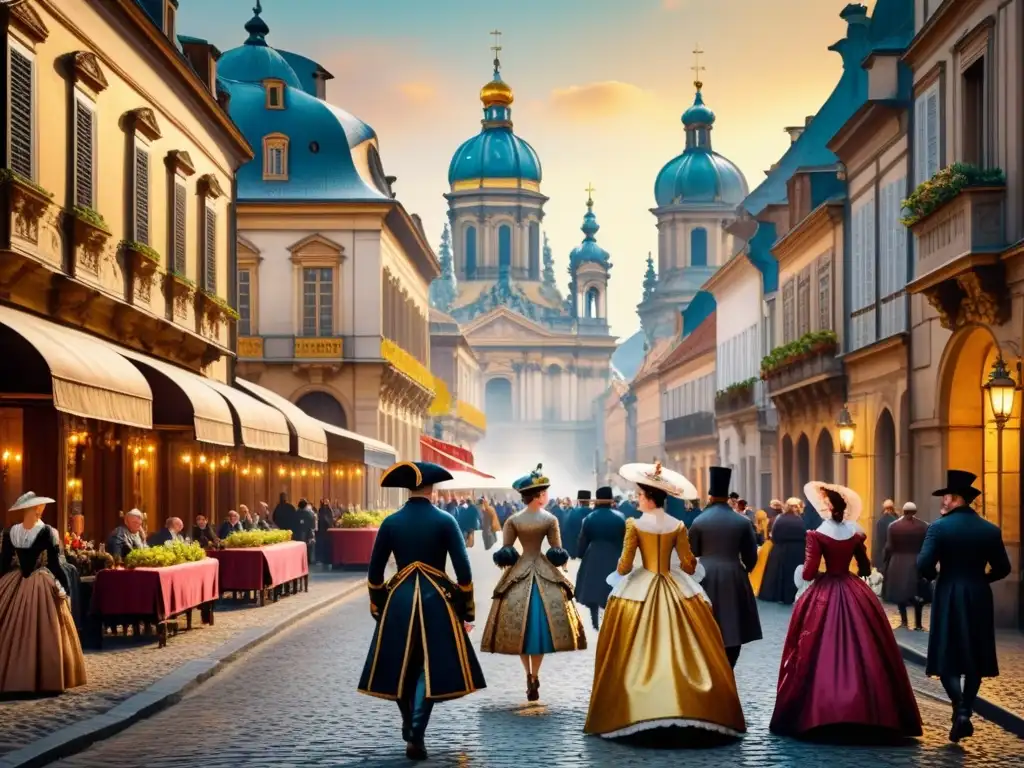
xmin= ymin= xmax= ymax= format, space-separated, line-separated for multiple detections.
xmin=574 ymin=486 xmax=626 ymax=630
xmin=563 ymin=490 xmax=593 ymax=559
xmin=918 ymin=469 xmax=1010 ymax=743
xmin=687 ymin=467 xmax=762 ymax=668
xmin=357 ymin=461 xmax=486 ymax=760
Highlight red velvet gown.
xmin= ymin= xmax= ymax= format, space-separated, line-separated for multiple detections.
xmin=770 ymin=526 xmax=922 ymax=737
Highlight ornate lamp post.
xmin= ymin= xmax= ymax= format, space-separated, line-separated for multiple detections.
xmin=983 ymin=357 xmax=1019 ymax=527
xmin=836 ymin=406 xmax=856 ymax=457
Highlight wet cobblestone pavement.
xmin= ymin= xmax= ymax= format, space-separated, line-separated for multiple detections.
xmin=0 ymin=569 xmax=362 ymax=758
xmin=53 ymin=545 xmax=1024 ymax=767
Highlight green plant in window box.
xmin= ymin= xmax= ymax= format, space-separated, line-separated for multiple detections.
xmin=715 ymin=377 xmax=757 ymax=404
xmin=199 ymin=289 xmax=240 ymax=323
xmin=118 ymin=240 xmax=162 ymax=279
xmin=901 ymin=163 xmax=1006 ymax=228
xmin=0 ymin=168 xmax=54 ymax=200
xmin=760 ymin=329 xmax=838 ymax=379
xmin=69 ymin=205 xmax=110 ymax=234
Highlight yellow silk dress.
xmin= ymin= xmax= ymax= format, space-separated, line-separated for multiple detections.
xmin=584 ymin=514 xmax=746 ymax=738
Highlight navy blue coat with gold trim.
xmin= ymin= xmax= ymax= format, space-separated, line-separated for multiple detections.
xmin=357 ymin=497 xmax=486 ymax=702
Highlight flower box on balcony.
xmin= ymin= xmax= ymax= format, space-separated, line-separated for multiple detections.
xmin=760 ymin=330 xmax=838 ymax=380
xmin=197 ymin=289 xmax=239 ymax=329
xmin=65 ymin=206 xmax=110 ymax=274
xmin=118 ymin=240 xmax=161 ymax=281
xmin=1 ymin=169 xmax=54 ymax=246
xmin=714 ymin=379 xmax=756 ymax=416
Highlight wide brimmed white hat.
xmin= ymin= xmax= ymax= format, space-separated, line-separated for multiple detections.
xmin=8 ymin=491 xmax=56 ymax=512
xmin=619 ymin=462 xmax=698 ymax=500
xmin=804 ymin=481 xmax=862 ymax=523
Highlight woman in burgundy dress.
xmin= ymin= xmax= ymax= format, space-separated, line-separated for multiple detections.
xmin=770 ymin=482 xmax=921 ymax=739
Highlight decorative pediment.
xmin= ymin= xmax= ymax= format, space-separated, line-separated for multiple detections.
xmin=237 ymin=234 xmax=262 ymax=262
xmin=287 ymin=233 xmax=344 ymax=261
xmin=124 ymin=108 xmax=161 ymax=141
xmin=463 ymin=307 xmax=553 ymax=343
xmin=67 ymin=51 xmax=108 ymax=93
xmin=198 ymin=173 xmax=225 ymax=199
xmin=165 ymin=150 xmax=196 ymax=177
xmin=9 ymin=2 xmax=49 ymax=44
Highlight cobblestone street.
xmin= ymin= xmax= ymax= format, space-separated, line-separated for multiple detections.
xmin=54 ymin=543 xmax=1024 ymax=767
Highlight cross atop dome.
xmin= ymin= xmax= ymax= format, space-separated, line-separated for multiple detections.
xmin=244 ymin=0 xmax=270 ymax=46
xmin=585 ymin=182 xmax=596 ymax=208
xmin=692 ymin=45 xmax=705 ymax=91
xmin=490 ymin=29 xmax=503 ymax=76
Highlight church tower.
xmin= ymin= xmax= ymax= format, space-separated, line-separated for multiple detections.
xmin=637 ymin=50 xmax=748 ymax=342
xmin=568 ymin=185 xmax=611 ymax=327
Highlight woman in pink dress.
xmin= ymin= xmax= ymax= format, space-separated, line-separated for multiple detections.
xmin=770 ymin=482 xmax=921 ymax=739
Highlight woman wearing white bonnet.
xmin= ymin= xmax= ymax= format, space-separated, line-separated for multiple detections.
xmin=0 ymin=492 xmax=87 ymax=693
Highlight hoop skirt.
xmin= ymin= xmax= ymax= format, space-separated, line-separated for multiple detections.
xmin=770 ymin=529 xmax=921 ymax=737
xmin=585 ymin=519 xmax=745 ymax=738
xmin=0 ymin=524 xmax=87 ymax=693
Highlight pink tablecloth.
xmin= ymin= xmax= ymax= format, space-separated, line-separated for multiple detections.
xmin=209 ymin=541 xmax=309 ymax=591
xmin=92 ymin=559 xmax=220 ymax=620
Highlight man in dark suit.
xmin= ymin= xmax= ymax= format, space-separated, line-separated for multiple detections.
xmin=563 ymin=490 xmax=592 ymax=559
xmin=617 ymin=494 xmax=640 ymax=520
xmin=883 ymin=501 xmax=929 ymax=630
xmin=148 ymin=517 xmax=184 ymax=546
xmin=575 ymin=487 xmax=626 ymax=630
xmin=918 ymin=470 xmax=1011 ymax=743
xmin=874 ymin=498 xmax=898 ymax=569
xmin=688 ymin=467 xmax=762 ymax=668
xmin=357 ymin=461 xmax=486 ymax=761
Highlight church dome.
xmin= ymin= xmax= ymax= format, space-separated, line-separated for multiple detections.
xmin=569 ymin=190 xmax=610 ymax=266
xmin=448 ymin=53 xmax=542 ymax=188
xmin=217 ymin=2 xmax=303 ymax=89
xmin=654 ymin=86 xmax=748 ymax=208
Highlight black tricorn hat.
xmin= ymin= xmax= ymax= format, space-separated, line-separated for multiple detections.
xmin=932 ymin=469 xmax=982 ymax=504
xmin=577 ymin=490 xmax=592 ymax=502
xmin=595 ymin=486 xmax=614 ymax=502
xmin=709 ymin=466 xmax=732 ymax=499
xmin=380 ymin=461 xmax=453 ymax=490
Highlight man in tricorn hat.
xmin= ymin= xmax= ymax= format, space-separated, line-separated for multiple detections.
xmin=563 ymin=490 xmax=593 ymax=559
xmin=357 ymin=461 xmax=486 ymax=760
xmin=575 ymin=486 xmax=626 ymax=630
xmin=918 ymin=469 xmax=1010 ymax=743
xmin=687 ymin=466 xmax=762 ymax=668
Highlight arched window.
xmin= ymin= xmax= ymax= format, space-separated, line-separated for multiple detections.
xmin=585 ymin=287 xmax=600 ymax=318
xmin=295 ymin=391 xmax=347 ymax=429
xmin=498 ymin=224 xmax=512 ymax=273
xmin=485 ymin=378 xmax=513 ymax=423
xmin=528 ymin=222 xmax=541 ymax=280
xmin=465 ymin=225 xmax=477 ymax=279
xmin=690 ymin=227 xmax=708 ymax=267
xmin=262 ymin=133 xmax=289 ymax=181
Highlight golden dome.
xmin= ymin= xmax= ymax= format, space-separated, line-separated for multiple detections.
xmin=480 ymin=77 xmax=514 ymax=108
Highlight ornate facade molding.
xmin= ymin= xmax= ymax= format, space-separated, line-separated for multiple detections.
xmin=124 ymin=107 xmax=162 ymax=141
xmin=922 ymin=263 xmax=1010 ymax=331
xmin=9 ymin=2 xmax=49 ymax=44
xmin=198 ymin=173 xmax=225 ymax=199
xmin=67 ymin=51 xmax=109 ymax=93
xmin=165 ymin=149 xmax=196 ymax=177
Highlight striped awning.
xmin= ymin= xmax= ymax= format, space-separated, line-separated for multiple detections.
xmin=235 ymin=378 xmax=328 ymax=462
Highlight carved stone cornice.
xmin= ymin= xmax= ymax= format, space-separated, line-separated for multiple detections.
xmin=165 ymin=150 xmax=196 ymax=177
xmin=921 ymin=263 xmax=1010 ymax=331
xmin=198 ymin=173 xmax=225 ymax=199
xmin=8 ymin=2 xmax=49 ymax=44
xmin=67 ymin=51 xmax=108 ymax=93
xmin=124 ymin=108 xmax=161 ymax=141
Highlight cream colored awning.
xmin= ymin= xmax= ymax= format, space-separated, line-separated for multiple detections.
xmin=320 ymin=422 xmax=397 ymax=469
xmin=115 ymin=348 xmax=235 ymax=447
xmin=235 ymin=378 xmax=328 ymax=462
xmin=0 ymin=305 xmax=151 ymax=428
xmin=200 ymin=378 xmax=290 ymax=453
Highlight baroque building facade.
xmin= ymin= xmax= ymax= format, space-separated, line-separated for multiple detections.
xmin=431 ymin=46 xmax=615 ymax=485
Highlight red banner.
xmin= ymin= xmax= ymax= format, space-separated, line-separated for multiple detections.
xmin=419 ymin=436 xmax=487 ymax=475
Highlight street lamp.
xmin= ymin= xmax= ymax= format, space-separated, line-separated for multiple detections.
xmin=984 ymin=356 xmax=1018 ymax=426
xmin=836 ymin=406 xmax=856 ymax=456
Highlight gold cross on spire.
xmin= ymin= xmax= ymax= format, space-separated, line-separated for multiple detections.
xmin=585 ymin=182 xmax=596 ymax=205
xmin=490 ymin=29 xmax=502 ymax=62
xmin=692 ymin=44 xmax=705 ymax=90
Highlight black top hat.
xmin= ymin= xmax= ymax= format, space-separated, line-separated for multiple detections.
xmin=932 ymin=469 xmax=982 ymax=504
xmin=595 ymin=486 xmax=614 ymax=503
xmin=577 ymin=490 xmax=592 ymax=502
xmin=708 ymin=466 xmax=732 ymax=499
xmin=380 ymin=461 xmax=453 ymax=490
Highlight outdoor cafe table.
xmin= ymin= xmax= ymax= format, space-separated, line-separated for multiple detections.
xmin=209 ymin=541 xmax=309 ymax=605
xmin=90 ymin=558 xmax=219 ymax=648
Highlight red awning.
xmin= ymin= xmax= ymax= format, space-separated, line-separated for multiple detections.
xmin=419 ymin=436 xmax=492 ymax=477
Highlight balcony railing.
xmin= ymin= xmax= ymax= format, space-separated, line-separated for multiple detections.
xmin=455 ymin=400 xmax=487 ymax=432
xmin=664 ymin=411 xmax=715 ymax=442
xmin=237 ymin=335 xmax=344 ymax=361
xmin=765 ymin=347 xmax=843 ymax=396
xmin=381 ymin=338 xmax=434 ymax=393
xmin=714 ymin=381 xmax=755 ymax=418
xmin=911 ymin=185 xmax=1006 ymax=278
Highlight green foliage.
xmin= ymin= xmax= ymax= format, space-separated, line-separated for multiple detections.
xmin=168 ymin=270 xmax=196 ymax=289
xmin=66 ymin=550 xmax=113 ymax=576
xmin=716 ymin=377 xmax=757 ymax=401
xmin=901 ymin=163 xmax=1005 ymax=227
xmin=200 ymin=289 xmax=240 ymax=321
xmin=337 ymin=511 xmax=388 ymax=529
xmin=124 ymin=541 xmax=207 ymax=568
xmin=760 ymin=329 xmax=838 ymax=377
xmin=0 ymin=168 xmax=53 ymax=198
xmin=223 ymin=529 xmax=293 ymax=548
xmin=70 ymin=205 xmax=110 ymax=233
xmin=118 ymin=240 xmax=162 ymax=264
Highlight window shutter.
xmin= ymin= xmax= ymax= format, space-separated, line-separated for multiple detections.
xmin=926 ymin=86 xmax=940 ymax=179
xmin=9 ymin=49 xmax=33 ymax=179
xmin=204 ymin=207 xmax=217 ymax=292
xmin=134 ymin=147 xmax=150 ymax=245
xmin=173 ymin=182 xmax=187 ymax=273
xmin=74 ymin=101 xmax=94 ymax=208
xmin=914 ymin=95 xmax=927 ymax=185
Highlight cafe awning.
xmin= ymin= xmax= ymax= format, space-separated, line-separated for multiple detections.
xmin=419 ymin=435 xmax=490 ymax=476
xmin=320 ymin=422 xmax=397 ymax=470
xmin=199 ymin=378 xmax=290 ymax=453
xmin=0 ymin=304 xmax=152 ymax=428
xmin=115 ymin=348 xmax=235 ymax=446
xmin=235 ymin=378 xmax=328 ymax=462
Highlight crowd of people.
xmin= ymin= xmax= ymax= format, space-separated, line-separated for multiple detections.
xmin=358 ymin=460 xmax=1011 ymax=761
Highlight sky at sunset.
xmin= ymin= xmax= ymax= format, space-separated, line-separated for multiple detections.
xmin=179 ymin=0 xmax=877 ymax=339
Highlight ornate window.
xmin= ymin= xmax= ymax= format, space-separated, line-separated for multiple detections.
xmin=264 ymin=79 xmax=285 ymax=110
xmin=302 ymin=268 xmax=334 ymax=337
xmin=797 ymin=266 xmax=811 ymax=337
xmin=238 ymin=269 xmax=252 ymax=336
xmin=498 ymin=224 xmax=512 ymax=272
xmin=690 ymin=227 xmax=708 ymax=267
xmin=528 ymin=221 xmax=540 ymax=280
xmin=465 ymin=225 xmax=477 ymax=279
xmin=816 ymin=253 xmax=832 ymax=331
xmin=134 ymin=140 xmax=150 ymax=244
xmin=913 ymin=83 xmax=941 ymax=184
xmin=73 ymin=91 xmax=96 ymax=208
xmin=849 ymin=194 xmax=877 ymax=350
xmin=782 ymin=279 xmax=796 ymax=344
xmin=172 ymin=181 xmax=187 ymax=273
xmin=203 ymin=205 xmax=217 ymax=292
xmin=263 ymin=133 xmax=288 ymax=180
xmin=8 ymin=40 xmax=35 ymax=181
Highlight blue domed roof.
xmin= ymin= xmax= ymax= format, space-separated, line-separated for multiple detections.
xmin=448 ymin=58 xmax=542 ymax=187
xmin=654 ymin=87 xmax=748 ymax=208
xmin=569 ymin=193 xmax=610 ymax=266
xmin=448 ymin=128 xmax=542 ymax=185
xmin=217 ymin=3 xmax=303 ymax=90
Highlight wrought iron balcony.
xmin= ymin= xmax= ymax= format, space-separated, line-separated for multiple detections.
xmin=664 ymin=411 xmax=715 ymax=443
xmin=714 ymin=382 xmax=755 ymax=418
xmin=237 ymin=335 xmax=344 ymax=361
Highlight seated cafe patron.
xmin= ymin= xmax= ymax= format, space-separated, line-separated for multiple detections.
xmin=191 ymin=513 xmax=220 ymax=548
xmin=107 ymin=509 xmax=147 ymax=560
xmin=218 ymin=510 xmax=244 ymax=540
xmin=148 ymin=517 xmax=184 ymax=546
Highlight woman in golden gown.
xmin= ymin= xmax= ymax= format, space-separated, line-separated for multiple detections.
xmin=481 ymin=464 xmax=586 ymax=702
xmin=585 ymin=462 xmax=745 ymax=739
xmin=0 ymin=492 xmax=87 ymax=693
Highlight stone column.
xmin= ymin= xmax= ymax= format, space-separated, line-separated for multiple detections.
xmin=569 ymin=368 xmax=578 ymax=421
xmin=532 ymin=367 xmax=543 ymax=421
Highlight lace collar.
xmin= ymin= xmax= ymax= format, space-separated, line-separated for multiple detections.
xmin=634 ymin=510 xmax=681 ymax=534
xmin=815 ymin=519 xmax=863 ymax=541
xmin=8 ymin=520 xmax=49 ymax=549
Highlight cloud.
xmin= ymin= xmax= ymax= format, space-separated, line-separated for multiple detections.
xmin=547 ymin=81 xmax=655 ymax=119
xmin=396 ymin=81 xmax=436 ymax=104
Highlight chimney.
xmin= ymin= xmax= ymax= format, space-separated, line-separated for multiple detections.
xmin=181 ymin=39 xmax=222 ymax=96
xmin=386 ymin=175 xmax=397 ymax=198
xmin=784 ymin=126 xmax=804 ymax=144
